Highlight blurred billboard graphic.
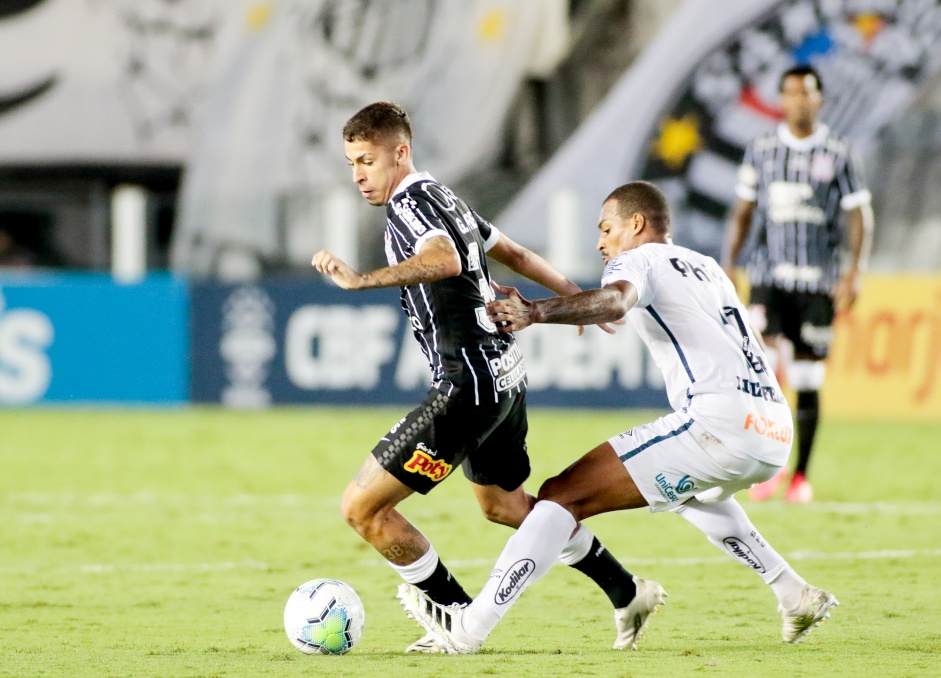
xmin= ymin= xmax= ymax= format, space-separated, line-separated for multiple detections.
xmin=0 ymin=0 xmax=253 ymax=163
xmin=499 ymin=0 xmax=941 ymax=269
xmin=823 ymin=274 xmax=941 ymax=421
xmin=189 ymin=280 xmax=669 ymax=408
xmin=0 ymin=274 xmax=189 ymax=404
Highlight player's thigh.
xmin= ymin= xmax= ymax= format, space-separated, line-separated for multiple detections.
xmin=792 ymin=292 xmax=835 ymax=360
xmin=462 ymin=390 xmax=531 ymax=493
xmin=369 ymin=388 xmax=468 ymax=496
xmin=537 ymin=441 xmax=646 ymax=521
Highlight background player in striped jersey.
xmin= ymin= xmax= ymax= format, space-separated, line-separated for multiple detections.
xmin=312 ymin=101 xmax=640 ymax=653
xmin=723 ymin=65 xmax=874 ymax=503
xmin=398 ymin=180 xmax=837 ymax=653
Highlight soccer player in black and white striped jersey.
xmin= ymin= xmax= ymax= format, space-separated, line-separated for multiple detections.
xmin=312 ymin=102 xmax=639 ymax=653
xmin=723 ymin=66 xmax=874 ymax=504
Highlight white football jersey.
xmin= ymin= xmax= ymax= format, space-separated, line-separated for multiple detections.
xmin=602 ymin=242 xmax=791 ymax=463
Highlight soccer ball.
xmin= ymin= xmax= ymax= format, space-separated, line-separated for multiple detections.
xmin=284 ymin=579 xmax=365 ymax=655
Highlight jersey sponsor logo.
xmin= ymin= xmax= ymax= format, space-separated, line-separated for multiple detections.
xmin=403 ymin=449 xmax=451 ymax=482
xmin=654 ymin=473 xmax=678 ymax=501
xmin=735 ymin=376 xmax=783 ymax=403
xmin=391 ymin=196 xmax=428 ymax=238
xmin=767 ymin=181 xmax=825 ymax=225
xmin=489 ymin=343 xmax=526 ymax=392
xmin=494 ymin=559 xmax=535 ymax=605
xmin=675 ymin=475 xmax=695 ymax=493
xmin=722 ymin=537 xmax=766 ymax=573
xmin=743 ymin=412 xmax=793 ymax=444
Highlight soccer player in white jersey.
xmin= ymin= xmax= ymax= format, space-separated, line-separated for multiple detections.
xmin=724 ymin=65 xmax=874 ymax=503
xmin=397 ymin=180 xmax=838 ymax=653
xmin=313 ymin=102 xmax=641 ymax=654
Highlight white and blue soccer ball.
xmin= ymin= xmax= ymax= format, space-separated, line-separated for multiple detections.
xmin=284 ymin=579 xmax=365 ymax=655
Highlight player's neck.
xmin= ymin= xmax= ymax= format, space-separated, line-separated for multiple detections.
xmin=787 ymin=121 xmax=816 ymax=139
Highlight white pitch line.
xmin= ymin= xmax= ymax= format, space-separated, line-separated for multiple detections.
xmin=2 ymin=549 xmax=939 ymax=577
xmin=357 ymin=548 xmax=941 ymax=569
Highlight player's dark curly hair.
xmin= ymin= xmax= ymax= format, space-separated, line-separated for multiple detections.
xmin=779 ymin=65 xmax=824 ymax=93
xmin=605 ymin=181 xmax=671 ymax=235
xmin=343 ymin=101 xmax=412 ymax=145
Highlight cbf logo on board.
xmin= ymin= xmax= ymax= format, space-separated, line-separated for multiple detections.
xmin=0 ymin=290 xmax=54 ymax=404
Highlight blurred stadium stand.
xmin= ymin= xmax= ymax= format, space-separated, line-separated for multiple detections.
xmin=2 ymin=0 xmax=938 ymax=278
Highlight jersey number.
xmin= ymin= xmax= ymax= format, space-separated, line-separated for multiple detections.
xmin=722 ymin=306 xmax=766 ymax=374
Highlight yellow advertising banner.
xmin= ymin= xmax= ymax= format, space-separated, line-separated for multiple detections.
xmin=823 ymin=274 xmax=941 ymax=421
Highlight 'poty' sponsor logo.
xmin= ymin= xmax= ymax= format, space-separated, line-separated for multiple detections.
xmin=743 ymin=413 xmax=793 ymax=444
xmin=722 ymin=537 xmax=766 ymax=573
xmin=403 ymin=450 xmax=452 ymax=482
xmin=494 ymin=559 xmax=535 ymax=605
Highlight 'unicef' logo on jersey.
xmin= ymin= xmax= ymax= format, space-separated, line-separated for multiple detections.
xmin=0 ymin=291 xmax=54 ymax=404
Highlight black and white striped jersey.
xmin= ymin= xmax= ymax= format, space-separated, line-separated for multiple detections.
xmin=384 ymin=171 xmax=525 ymax=404
xmin=735 ymin=123 xmax=871 ymax=294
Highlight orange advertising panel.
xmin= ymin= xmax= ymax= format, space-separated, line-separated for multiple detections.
xmin=823 ymin=274 xmax=941 ymax=421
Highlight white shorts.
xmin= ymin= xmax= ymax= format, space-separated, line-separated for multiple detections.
xmin=607 ymin=411 xmax=783 ymax=513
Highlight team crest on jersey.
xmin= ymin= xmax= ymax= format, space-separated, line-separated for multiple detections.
xmin=811 ymin=153 xmax=835 ymax=183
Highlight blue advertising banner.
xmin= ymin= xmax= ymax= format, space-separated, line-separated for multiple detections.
xmin=190 ymin=279 xmax=669 ymax=409
xmin=0 ymin=273 xmax=189 ymax=404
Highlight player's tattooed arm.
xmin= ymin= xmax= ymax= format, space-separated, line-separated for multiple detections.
xmin=487 ymin=280 xmax=637 ymax=333
xmin=311 ymin=236 xmax=460 ymax=290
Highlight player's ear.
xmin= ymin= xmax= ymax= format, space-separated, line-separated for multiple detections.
xmin=632 ymin=212 xmax=645 ymax=234
xmin=395 ymin=142 xmax=410 ymax=165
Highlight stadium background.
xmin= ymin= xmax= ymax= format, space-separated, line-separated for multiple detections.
xmin=1 ymin=0 xmax=939 ymax=416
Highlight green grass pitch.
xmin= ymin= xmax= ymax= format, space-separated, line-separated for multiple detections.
xmin=1 ymin=408 xmax=939 ymax=677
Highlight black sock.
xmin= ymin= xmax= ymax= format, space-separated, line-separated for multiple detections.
xmin=795 ymin=389 xmax=820 ymax=476
xmin=569 ymin=537 xmax=636 ymax=608
xmin=414 ymin=559 xmax=472 ymax=605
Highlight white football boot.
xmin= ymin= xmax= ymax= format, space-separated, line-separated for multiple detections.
xmin=612 ymin=576 xmax=668 ymax=650
xmin=405 ymin=632 xmax=445 ymax=653
xmin=780 ymin=585 xmax=839 ymax=643
xmin=397 ymin=583 xmax=483 ymax=655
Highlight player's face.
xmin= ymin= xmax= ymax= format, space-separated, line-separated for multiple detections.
xmin=779 ymin=74 xmax=822 ymax=129
xmin=344 ymin=137 xmax=410 ymax=206
xmin=596 ymin=200 xmax=636 ymax=263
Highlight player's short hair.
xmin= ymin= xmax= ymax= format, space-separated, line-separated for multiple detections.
xmin=343 ymin=101 xmax=412 ymax=145
xmin=779 ymin=65 xmax=824 ymax=94
xmin=605 ymin=181 xmax=671 ymax=235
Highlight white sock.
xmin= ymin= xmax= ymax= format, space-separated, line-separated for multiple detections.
xmin=462 ymin=500 xmax=576 ymax=641
xmin=558 ymin=524 xmax=594 ymax=566
xmin=389 ymin=545 xmax=438 ymax=584
xmin=675 ymin=497 xmax=805 ymax=606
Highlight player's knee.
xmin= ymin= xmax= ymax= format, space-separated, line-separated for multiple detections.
xmin=535 ymin=476 xmax=579 ymax=517
xmin=340 ymin=485 xmax=379 ymax=535
xmin=478 ymin=495 xmax=528 ymax=528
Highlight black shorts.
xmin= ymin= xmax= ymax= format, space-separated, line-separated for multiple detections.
xmin=371 ymin=387 xmax=530 ymax=495
xmin=749 ymin=285 xmax=835 ymax=359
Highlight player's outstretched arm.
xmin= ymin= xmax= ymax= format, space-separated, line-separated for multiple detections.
xmin=487 ymin=233 xmax=618 ymax=334
xmin=722 ymin=198 xmax=755 ymax=289
xmin=833 ymin=204 xmax=873 ymax=313
xmin=487 ymin=281 xmax=637 ymax=333
xmin=311 ymin=236 xmax=460 ymax=290
xmin=486 ymin=233 xmax=580 ymax=297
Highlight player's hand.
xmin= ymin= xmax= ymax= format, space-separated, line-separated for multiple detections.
xmin=487 ymin=281 xmax=536 ymax=333
xmin=833 ymin=270 xmax=860 ymax=313
xmin=311 ymin=250 xmax=365 ymax=290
